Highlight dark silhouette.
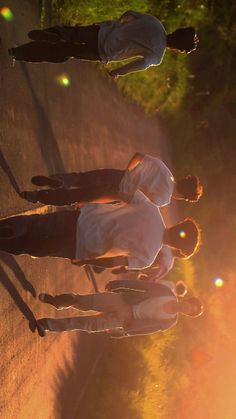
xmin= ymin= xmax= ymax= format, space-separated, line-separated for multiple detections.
xmin=19 ymin=63 xmax=65 ymax=173
xmin=0 ymin=149 xmax=21 ymax=194
xmin=0 ymin=252 xmax=36 ymax=297
xmin=0 ymin=262 xmax=41 ymax=335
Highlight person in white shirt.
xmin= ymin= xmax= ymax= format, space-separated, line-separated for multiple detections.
xmin=112 ymin=245 xmax=186 ymax=281
xmin=36 ymin=278 xmax=203 ymax=337
xmin=0 ymin=191 xmax=201 ymax=270
xmin=9 ymin=10 xmax=198 ymax=74
xmin=20 ymin=152 xmax=203 ymax=207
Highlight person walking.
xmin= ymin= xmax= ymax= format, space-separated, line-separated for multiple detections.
xmin=0 ymin=191 xmax=201 ymax=269
xmin=9 ymin=10 xmax=198 ymax=76
xmin=20 ymin=153 xmax=203 ymax=207
xmin=36 ymin=278 xmax=203 ymax=337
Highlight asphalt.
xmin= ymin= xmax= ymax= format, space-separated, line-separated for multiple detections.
xmin=0 ymin=1 xmax=176 ymax=418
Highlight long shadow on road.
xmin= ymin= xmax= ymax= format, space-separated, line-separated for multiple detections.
xmin=19 ymin=62 xmax=66 ymax=174
xmin=0 ymin=254 xmax=37 ymax=332
xmin=0 ymin=148 xmax=21 ymax=194
xmin=53 ymin=333 xmax=108 ymax=419
xmin=0 ymin=252 xmax=36 ymax=297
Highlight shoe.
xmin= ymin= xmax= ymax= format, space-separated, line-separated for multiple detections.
xmin=36 ymin=318 xmax=49 ymax=337
xmin=20 ymin=191 xmax=38 ymax=203
xmin=31 ymin=175 xmax=62 ymax=188
xmin=39 ymin=293 xmax=67 ymax=310
xmin=39 ymin=293 xmax=54 ymax=304
xmin=92 ymin=266 xmax=105 ymax=274
xmin=28 ymin=30 xmax=60 ymax=42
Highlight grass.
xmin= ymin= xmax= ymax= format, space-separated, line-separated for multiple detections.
xmin=44 ymin=1 xmax=236 ymax=418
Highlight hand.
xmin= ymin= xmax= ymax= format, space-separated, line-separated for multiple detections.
xmin=108 ymin=70 xmax=119 ymax=79
xmin=71 ymin=259 xmax=85 ymax=267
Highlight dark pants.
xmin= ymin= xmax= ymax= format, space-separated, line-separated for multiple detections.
xmin=28 ymin=169 xmax=124 ymax=206
xmin=11 ymin=25 xmax=100 ymax=63
xmin=0 ymin=210 xmax=79 ymax=258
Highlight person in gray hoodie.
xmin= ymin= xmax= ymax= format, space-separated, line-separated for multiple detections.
xmin=9 ymin=10 xmax=198 ymax=76
xmin=36 ymin=278 xmax=203 ymax=337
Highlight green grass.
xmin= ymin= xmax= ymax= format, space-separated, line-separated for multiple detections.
xmin=47 ymin=2 xmax=236 ymax=418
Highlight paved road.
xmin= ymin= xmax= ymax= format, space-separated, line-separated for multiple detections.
xmin=0 ymin=1 xmax=176 ymax=418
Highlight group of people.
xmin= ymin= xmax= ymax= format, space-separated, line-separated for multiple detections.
xmin=3 ymin=10 xmax=204 ymax=337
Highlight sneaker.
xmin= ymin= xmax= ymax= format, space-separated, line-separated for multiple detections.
xmin=36 ymin=318 xmax=49 ymax=337
xmin=20 ymin=191 xmax=38 ymax=203
xmin=28 ymin=30 xmax=60 ymax=42
xmin=39 ymin=293 xmax=63 ymax=310
xmin=39 ymin=293 xmax=54 ymax=305
xmin=31 ymin=175 xmax=62 ymax=188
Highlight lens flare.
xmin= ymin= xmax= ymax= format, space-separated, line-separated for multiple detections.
xmin=56 ymin=73 xmax=70 ymax=87
xmin=179 ymin=230 xmax=186 ymax=238
xmin=0 ymin=7 xmax=14 ymax=21
xmin=214 ymin=277 xmax=224 ymax=288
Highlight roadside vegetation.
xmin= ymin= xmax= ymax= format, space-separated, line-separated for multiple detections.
xmin=43 ymin=1 xmax=236 ymax=418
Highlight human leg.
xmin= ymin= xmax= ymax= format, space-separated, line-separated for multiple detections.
xmin=28 ymin=25 xmax=99 ymax=44
xmin=0 ymin=210 xmax=79 ymax=258
xmin=38 ymin=291 xmax=128 ymax=312
xmin=38 ymin=292 xmax=93 ymax=310
xmin=9 ymin=41 xmax=73 ymax=63
xmin=31 ymin=168 xmax=124 ymax=189
xmin=37 ymin=310 xmax=130 ymax=333
xmin=22 ymin=168 xmax=125 ymax=205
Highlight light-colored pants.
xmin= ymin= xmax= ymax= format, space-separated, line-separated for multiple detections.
xmin=46 ymin=292 xmax=132 ymax=333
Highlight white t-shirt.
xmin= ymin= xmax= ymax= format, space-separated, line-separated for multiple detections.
xmin=76 ymin=190 xmax=165 ymax=269
xmin=119 ymin=154 xmax=174 ymax=206
xmin=144 ymin=245 xmax=175 ymax=280
xmin=132 ymin=294 xmax=177 ymax=321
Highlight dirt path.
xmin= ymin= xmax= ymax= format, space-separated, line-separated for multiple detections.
xmin=0 ymin=1 xmax=176 ymax=418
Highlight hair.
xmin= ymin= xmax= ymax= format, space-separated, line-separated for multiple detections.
xmin=166 ymin=26 xmax=198 ymax=54
xmin=176 ymin=175 xmax=203 ymax=202
xmin=166 ymin=218 xmax=201 ymax=258
xmin=183 ymin=296 xmax=204 ymax=317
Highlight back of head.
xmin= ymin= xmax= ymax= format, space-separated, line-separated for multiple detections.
xmin=183 ymin=296 xmax=204 ymax=317
xmin=167 ymin=218 xmax=201 ymax=258
xmin=176 ymin=175 xmax=203 ymax=202
xmin=167 ymin=26 xmax=198 ymax=53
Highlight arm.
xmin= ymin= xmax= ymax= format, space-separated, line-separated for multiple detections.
xmin=106 ymin=278 xmax=150 ymax=292
xmin=126 ymin=152 xmax=144 ymax=171
xmin=109 ymin=56 xmax=156 ymax=78
xmin=73 ymin=256 xmax=129 ymax=269
xmin=119 ymin=10 xmax=143 ymax=23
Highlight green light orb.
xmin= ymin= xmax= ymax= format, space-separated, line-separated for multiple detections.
xmin=0 ymin=7 xmax=14 ymax=21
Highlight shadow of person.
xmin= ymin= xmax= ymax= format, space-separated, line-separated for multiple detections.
xmin=0 ymin=252 xmax=36 ymax=297
xmin=0 ymin=262 xmax=38 ymax=334
xmin=0 ymin=148 xmax=21 ymax=194
xmin=19 ymin=63 xmax=66 ymax=174
xmin=53 ymin=333 xmax=108 ymax=419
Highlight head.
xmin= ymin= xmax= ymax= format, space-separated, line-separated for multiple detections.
xmin=178 ymin=296 xmax=204 ymax=317
xmin=164 ymin=218 xmax=201 ymax=258
xmin=166 ymin=26 xmax=199 ymax=54
xmin=174 ymin=175 xmax=203 ymax=202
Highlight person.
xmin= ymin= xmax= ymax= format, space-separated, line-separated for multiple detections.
xmin=111 ymin=245 xmax=184 ymax=280
xmin=36 ymin=278 xmax=203 ymax=337
xmin=0 ymin=191 xmax=201 ymax=269
xmin=8 ymin=10 xmax=199 ymax=76
xmin=20 ymin=152 xmax=203 ymax=206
